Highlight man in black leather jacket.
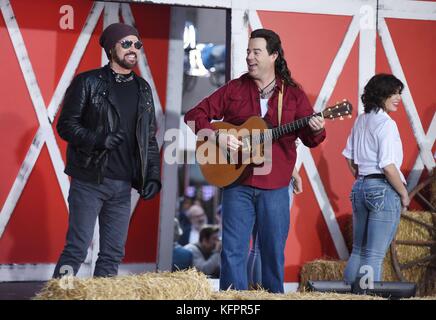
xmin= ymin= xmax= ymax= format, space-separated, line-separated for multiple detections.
xmin=53 ymin=23 xmax=161 ymax=278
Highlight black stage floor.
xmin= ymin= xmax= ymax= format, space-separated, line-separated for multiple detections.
xmin=0 ymin=281 xmax=46 ymax=300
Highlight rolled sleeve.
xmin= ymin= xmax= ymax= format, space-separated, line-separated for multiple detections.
xmin=342 ymin=127 xmax=354 ymax=160
xmin=295 ymin=90 xmax=326 ymax=148
xmin=184 ymin=83 xmax=229 ymax=134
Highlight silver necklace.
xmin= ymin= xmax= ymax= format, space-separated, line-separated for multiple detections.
xmin=111 ymin=69 xmax=134 ymax=83
xmin=258 ymin=79 xmax=276 ymax=99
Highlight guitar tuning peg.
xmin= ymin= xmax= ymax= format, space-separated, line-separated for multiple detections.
xmin=348 ymin=115 xmax=352 ymax=119
xmin=342 ymin=99 xmax=346 ymax=101
xmin=340 ymin=116 xmax=344 ymax=120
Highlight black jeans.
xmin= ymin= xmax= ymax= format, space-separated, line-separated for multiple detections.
xmin=53 ymin=177 xmax=131 ymax=278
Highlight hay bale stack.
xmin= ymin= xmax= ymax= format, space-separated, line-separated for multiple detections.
xmin=34 ymin=269 xmax=212 ymax=300
xmin=299 ymin=260 xmax=347 ymax=291
xmin=384 ymin=210 xmax=435 ymax=296
xmin=212 ymin=289 xmax=385 ymax=300
xmin=33 ymin=268 xmax=435 ymax=300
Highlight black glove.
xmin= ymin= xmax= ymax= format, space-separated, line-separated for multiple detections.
xmin=96 ymin=130 xmax=124 ymax=150
xmin=140 ymin=180 xmax=161 ymax=200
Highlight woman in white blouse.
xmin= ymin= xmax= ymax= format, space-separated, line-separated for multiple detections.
xmin=342 ymin=74 xmax=410 ymax=283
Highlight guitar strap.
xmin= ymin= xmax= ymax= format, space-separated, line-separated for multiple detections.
xmin=278 ymin=83 xmax=284 ymax=124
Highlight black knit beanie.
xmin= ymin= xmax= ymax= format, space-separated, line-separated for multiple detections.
xmin=99 ymin=23 xmax=140 ymax=58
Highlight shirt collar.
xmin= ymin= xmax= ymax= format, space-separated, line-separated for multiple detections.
xmin=375 ymin=109 xmax=392 ymax=120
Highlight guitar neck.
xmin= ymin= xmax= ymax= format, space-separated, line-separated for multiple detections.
xmin=257 ymin=112 xmax=322 ymax=143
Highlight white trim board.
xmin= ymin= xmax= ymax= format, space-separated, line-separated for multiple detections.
xmin=0 ymin=263 xmax=156 ymax=281
xmin=115 ymin=0 xmax=436 ymax=20
xmin=115 ymin=0 xmax=231 ymax=8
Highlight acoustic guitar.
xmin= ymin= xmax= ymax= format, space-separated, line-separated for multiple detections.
xmin=195 ymin=100 xmax=353 ymax=187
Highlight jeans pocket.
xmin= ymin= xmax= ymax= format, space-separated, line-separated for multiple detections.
xmin=364 ymin=187 xmax=386 ymax=212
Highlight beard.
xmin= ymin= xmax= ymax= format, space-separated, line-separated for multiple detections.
xmin=111 ymin=50 xmax=137 ymax=70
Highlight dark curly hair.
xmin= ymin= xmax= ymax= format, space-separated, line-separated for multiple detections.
xmin=361 ymin=74 xmax=404 ymax=113
xmin=250 ymin=29 xmax=297 ymax=87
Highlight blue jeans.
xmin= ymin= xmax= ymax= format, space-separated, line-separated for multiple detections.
xmin=53 ymin=177 xmax=132 ymax=278
xmin=247 ymin=184 xmax=294 ymax=288
xmin=220 ymin=185 xmax=290 ymax=293
xmin=344 ymin=177 xmax=401 ymax=282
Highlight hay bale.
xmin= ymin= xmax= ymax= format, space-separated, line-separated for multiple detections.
xmin=33 ymin=268 xmax=434 ymax=300
xmin=299 ymin=260 xmax=346 ymax=291
xmin=384 ymin=210 xmax=435 ymax=295
xmin=212 ymin=289 xmax=384 ymax=300
xmin=34 ymin=269 xmax=212 ymax=300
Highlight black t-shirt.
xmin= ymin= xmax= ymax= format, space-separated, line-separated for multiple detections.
xmin=104 ymin=78 xmax=139 ymax=181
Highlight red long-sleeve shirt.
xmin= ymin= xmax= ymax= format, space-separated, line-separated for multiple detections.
xmin=184 ymin=73 xmax=326 ymax=189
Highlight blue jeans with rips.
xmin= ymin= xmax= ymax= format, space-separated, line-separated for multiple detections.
xmin=344 ymin=176 xmax=401 ymax=282
xmin=53 ymin=177 xmax=131 ymax=278
xmin=220 ymin=185 xmax=290 ymax=293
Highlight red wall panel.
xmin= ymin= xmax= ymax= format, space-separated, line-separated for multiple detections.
xmin=0 ymin=1 xmax=170 ymax=265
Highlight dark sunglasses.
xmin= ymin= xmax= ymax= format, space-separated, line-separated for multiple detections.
xmin=119 ymin=40 xmax=143 ymax=50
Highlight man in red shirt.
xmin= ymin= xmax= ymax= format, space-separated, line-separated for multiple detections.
xmin=184 ymin=29 xmax=326 ymax=292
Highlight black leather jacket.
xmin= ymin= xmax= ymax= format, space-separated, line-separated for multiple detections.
xmin=57 ymin=64 xmax=161 ymax=193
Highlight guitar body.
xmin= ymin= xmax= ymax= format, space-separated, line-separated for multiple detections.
xmin=197 ymin=116 xmax=268 ymax=188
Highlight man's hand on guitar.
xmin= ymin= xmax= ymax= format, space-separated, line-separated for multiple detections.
xmin=217 ymin=132 xmax=242 ymax=152
xmin=308 ymin=115 xmax=325 ymax=135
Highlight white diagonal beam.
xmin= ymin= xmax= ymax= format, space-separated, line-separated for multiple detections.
xmin=121 ymin=3 xmax=165 ymax=149
xmin=378 ymin=18 xmax=435 ymax=171
xmin=314 ymin=15 xmax=360 ymax=113
xmin=0 ymin=128 xmax=45 ymax=237
xmin=47 ymin=2 xmax=105 ymax=122
xmin=406 ymin=112 xmax=436 ymax=191
xmin=299 ymin=146 xmax=350 ymax=260
xmin=248 ymin=11 xmax=360 ymax=114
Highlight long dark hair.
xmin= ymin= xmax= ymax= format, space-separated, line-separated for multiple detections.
xmin=250 ymin=29 xmax=297 ymax=87
xmin=361 ymin=74 xmax=404 ymax=113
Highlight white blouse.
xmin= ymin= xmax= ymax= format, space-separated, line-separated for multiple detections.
xmin=342 ymin=110 xmax=406 ymax=184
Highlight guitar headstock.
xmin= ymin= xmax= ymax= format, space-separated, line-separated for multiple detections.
xmin=322 ymin=100 xmax=353 ymax=120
